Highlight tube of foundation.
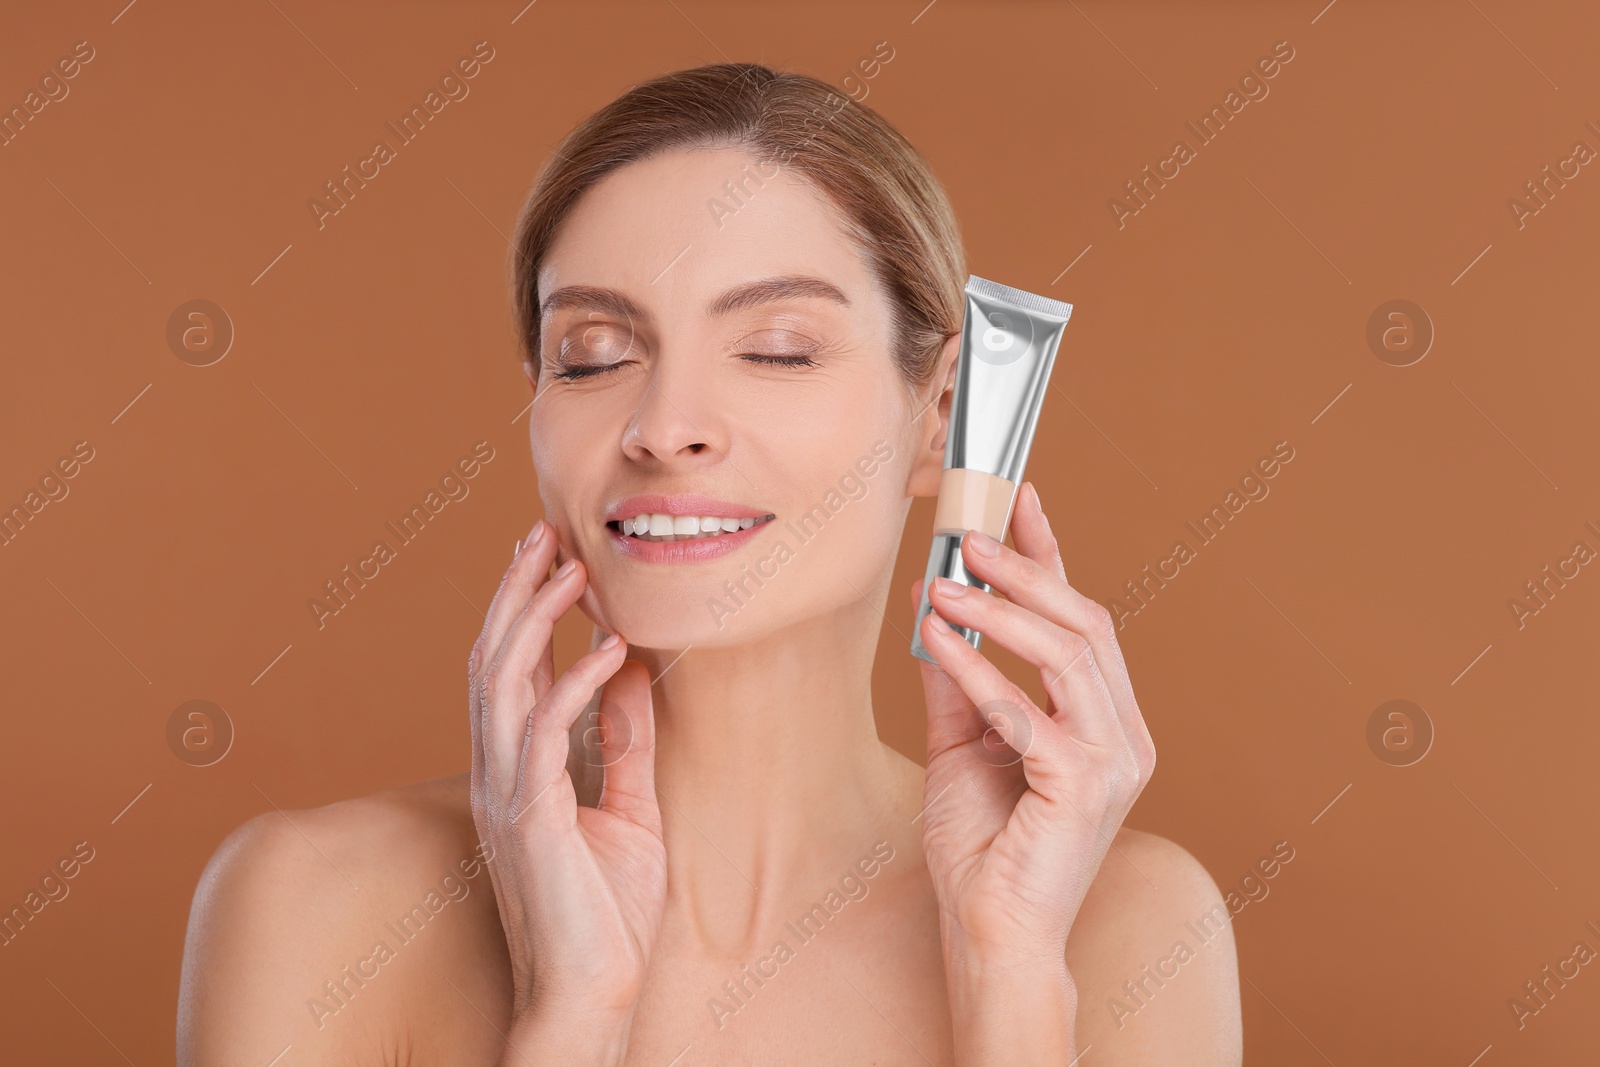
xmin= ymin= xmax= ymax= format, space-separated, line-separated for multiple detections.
xmin=909 ymin=275 xmax=1073 ymax=665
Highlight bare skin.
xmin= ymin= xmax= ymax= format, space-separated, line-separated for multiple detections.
xmin=178 ymin=146 xmax=1242 ymax=1065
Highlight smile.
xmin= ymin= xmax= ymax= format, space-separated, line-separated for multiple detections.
xmin=602 ymin=495 xmax=777 ymax=564
xmin=606 ymin=512 xmax=776 ymax=542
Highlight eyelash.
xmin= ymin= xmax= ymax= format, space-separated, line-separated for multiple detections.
xmin=745 ymin=353 xmax=820 ymax=368
xmin=551 ymin=353 xmax=819 ymax=381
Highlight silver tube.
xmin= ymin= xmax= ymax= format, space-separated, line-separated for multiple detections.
xmin=909 ymin=275 xmax=1073 ymax=665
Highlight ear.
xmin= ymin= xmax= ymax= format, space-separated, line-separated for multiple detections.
xmin=907 ymin=332 xmax=961 ymax=499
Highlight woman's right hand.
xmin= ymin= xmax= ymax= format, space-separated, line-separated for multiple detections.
xmin=469 ymin=518 xmax=665 ymax=1064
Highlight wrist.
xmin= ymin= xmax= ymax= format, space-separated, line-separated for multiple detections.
xmin=944 ymin=944 xmax=1077 ymax=1066
xmin=501 ymin=1000 xmax=635 ymax=1067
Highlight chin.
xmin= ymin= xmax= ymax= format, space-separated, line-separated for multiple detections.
xmin=584 ymin=592 xmax=762 ymax=650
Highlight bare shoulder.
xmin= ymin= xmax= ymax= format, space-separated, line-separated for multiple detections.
xmin=178 ymin=774 xmax=509 ymax=1067
xmin=1065 ymin=828 xmax=1243 ymax=1066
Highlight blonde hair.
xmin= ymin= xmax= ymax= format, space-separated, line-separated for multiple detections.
xmin=509 ymin=62 xmax=965 ymax=391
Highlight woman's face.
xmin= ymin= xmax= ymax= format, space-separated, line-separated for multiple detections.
xmin=528 ymin=145 xmax=948 ymax=649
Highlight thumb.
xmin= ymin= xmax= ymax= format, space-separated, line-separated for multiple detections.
xmin=593 ymin=659 xmax=661 ymax=835
xmin=908 ymin=576 xmax=983 ymax=758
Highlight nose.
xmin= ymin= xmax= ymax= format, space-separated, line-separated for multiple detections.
xmin=620 ymin=370 xmax=729 ymax=466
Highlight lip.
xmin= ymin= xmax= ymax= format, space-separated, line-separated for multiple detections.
xmin=607 ymin=517 xmax=772 ymax=564
xmin=605 ymin=494 xmax=770 ymax=522
xmin=603 ymin=494 xmax=776 ymax=565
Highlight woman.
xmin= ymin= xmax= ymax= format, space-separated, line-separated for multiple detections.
xmin=179 ymin=63 xmax=1242 ymax=1065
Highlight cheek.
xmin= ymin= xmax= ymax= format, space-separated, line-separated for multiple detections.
xmin=529 ymin=414 xmax=603 ymax=549
xmin=784 ymin=442 xmax=907 ymax=575
xmin=530 ymin=401 xmax=608 ymax=487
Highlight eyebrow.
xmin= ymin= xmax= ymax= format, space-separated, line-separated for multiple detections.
xmin=539 ymin=274 xmax=850 ymax=322
xmin=540 ymin=285 xmax=644 ymax=322
xmin=707 ymin=275 xmax=851 ymax=316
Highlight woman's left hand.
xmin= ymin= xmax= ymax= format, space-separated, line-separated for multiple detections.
xmin=913 ymin=481 xmax=1156 ymax=1059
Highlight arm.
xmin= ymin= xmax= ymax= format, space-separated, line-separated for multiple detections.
xmin=1066 ymin=830 xmax=1242 ymax=1064
xmin=178 ymin=786 xmax=546 ymax=1067
xmin=178 ymin=812 xmax=372 ymax=1066
xmin=940 ymin=832 xmax=1241 ymax=1065
xmin=912 ymin=481 xmax=1241 ymax=1065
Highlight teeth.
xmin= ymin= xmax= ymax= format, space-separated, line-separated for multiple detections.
xmin=613 ymin=513 xmax=772 ymax=542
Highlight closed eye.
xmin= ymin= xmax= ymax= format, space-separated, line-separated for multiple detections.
xmin=550 ymin=363 xmax=629 ymax=381
xmin=743 ymin=353 xmax=819 ymax=368
xmin=551 ymin=353 xmax=818 ymax=381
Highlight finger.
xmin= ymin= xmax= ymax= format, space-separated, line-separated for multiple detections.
xmin=911 ymin=577 xmax=990 ymax=758
xmin=918 ymin=610 xmax=1081 ymax=800
xmin=483 ymin=558 xmax=589 ymax=808
xmin=470 ymin=526 xmax=547 ymax=818
xmin=477 ymin=519 xmax=560 ymax=680
xmin=1012 ymin=481 xmax=1069 ymax=585
xmin=468 ymin=640 xmax=490 ymax=832
xmin=1013 ymin=480 xmax=1153 ymax=775
xmin=562 ymin=626 xmax=617 ymax=807
xmin=928 ymin=576 xmax=1124 ymax=749
xmin=510 ymin=633 xmax=630 ymax=826
xmin=964 ymin=485 xmax=1153 ymax=776
xmin=963 ymin=489 xmax=1109 ymax=648
xmin=495 ymin=555 xmax=586 ymax=704
xmin=472 ymin=521 xmax=561 ymax=801
xmin=593 ymin=660 xmax=661 ymax=835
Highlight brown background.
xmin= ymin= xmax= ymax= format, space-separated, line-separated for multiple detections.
xmin=2 ymin=0 xmax=1597 ymax=1062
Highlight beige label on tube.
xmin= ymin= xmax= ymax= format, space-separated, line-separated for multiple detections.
xmin=932 ymin=468 xmax=1017 ymax=539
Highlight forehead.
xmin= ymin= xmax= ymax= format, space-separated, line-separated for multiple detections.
xmin=537 ymin=146 xmax=881 ymax=318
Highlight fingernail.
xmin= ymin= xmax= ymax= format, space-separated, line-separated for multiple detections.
xmin=928 ymin=611 xmax=955 ymax=635
xmin=513 ymin=538 xmax=522 ymax=558
xmin=598 ymin=632 xmax=621 ymax=650
xmin=933 ymin=576 xmax=967 ymax=598
xmin=528 ymin=519 xmax=547 ymax=545
xmin=1028 ymin=482 xmax=1049 ymax=522
xmin=967 ymin=530 xmax=1000 ymax=557
xmin=554 ymin=559 xmax=578 ymax=580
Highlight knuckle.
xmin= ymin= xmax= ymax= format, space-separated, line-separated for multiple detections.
xmin=527 ymin=581 xmax=566 ymax=621
xmin=1054 ymin=632 xmax=1093 ymax=679
xmin=1086 ymin=599 xmax=1117 ymax=640
xmin=1048 ymin=547 xmax=1068 ymax=582
xmin=468 ymin=786 xmax=496 ymax=833
xmin=1082 ymin=645 xmax=1109 ymax=689
xmin=1016 ymin=560 xmax=1053 ymax=600
xmin=1076 ymin=638 xmax=1099 ymax=674
xmin=1124 ymin=753 xmax=1143 ymax=792
xmin=480 ymin=667 xmax=503 ymax=706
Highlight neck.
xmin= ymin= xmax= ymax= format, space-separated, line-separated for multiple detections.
xmin=628 ymin=592 xmax=915 ymax=956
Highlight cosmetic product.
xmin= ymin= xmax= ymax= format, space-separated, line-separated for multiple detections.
xmin=910 ymin=275 xmax=1073 ymax=665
